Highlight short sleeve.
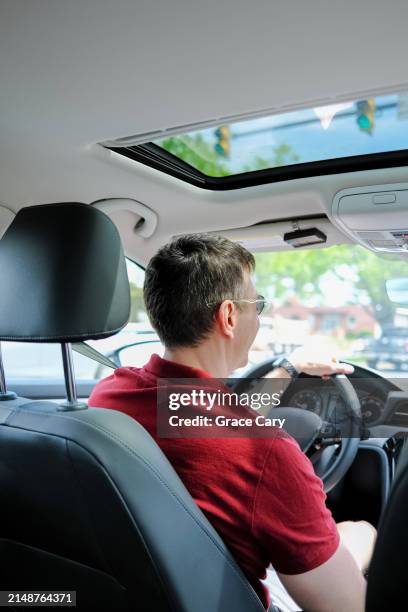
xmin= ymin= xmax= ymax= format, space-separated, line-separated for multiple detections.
xmin=251 ymin=435 xmax=340 ymax=575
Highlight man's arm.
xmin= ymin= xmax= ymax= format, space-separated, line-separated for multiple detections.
xmin=258 ymin=347 xmax=372 ymax=610
xmin=277 ymin=543 xmax=366 ymax=612
xmin=263 ymin=346 xmax=355 ymax=405
xmin=336 ymin=520 xmax=377 ymax=574
xmin=269 ymin=345 xmax=355 ymax=382
xmin=252 ymin=436 xmax=370 ymax=612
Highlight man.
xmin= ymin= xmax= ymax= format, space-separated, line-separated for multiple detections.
xmin=89 ymin=234 xmax=375 ymax=612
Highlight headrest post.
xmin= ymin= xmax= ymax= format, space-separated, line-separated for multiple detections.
xmin=0 ymin=342 xmax=17 ymax=401
xmin=59 ymin=343 xmax=86 ymax=411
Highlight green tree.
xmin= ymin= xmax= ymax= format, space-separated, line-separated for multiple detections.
xmin=159 ymin=133 xmax=299 ymax=177
xmin=160 ymin=134 xmax=230 ymax=177
xmin=240 ymin=144 xmax=300 ymax=173
xmin=129 ymin=283 xmax=145 ymax=322
xmin=254 ymin=245 xmax=408 ymax=325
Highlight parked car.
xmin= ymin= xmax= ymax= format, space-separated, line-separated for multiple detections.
xmin=363 ymin=326 xmax=408 ymax=370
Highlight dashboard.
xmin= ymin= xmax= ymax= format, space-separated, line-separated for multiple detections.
xmin=235 ymin=362 xmax=408 ymax=437
xmin=285 ymin=380 xmax=387 ymax=426
xmin=275 ymin=363 xmax=408 ymax=437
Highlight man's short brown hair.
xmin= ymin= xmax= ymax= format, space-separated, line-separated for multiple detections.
xmin=143 ymin=233 xmax=255 ymax=348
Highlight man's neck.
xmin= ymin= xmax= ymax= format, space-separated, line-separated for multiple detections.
xmin=163 ymin=344 xmax=230 ymax=378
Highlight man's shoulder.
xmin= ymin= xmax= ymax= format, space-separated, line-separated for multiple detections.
xmin=89 ymin=365 xmax=156 ymax=406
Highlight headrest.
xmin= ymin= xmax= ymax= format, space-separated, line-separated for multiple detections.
xmin=0 ymin=203 xmax=130 ymax=342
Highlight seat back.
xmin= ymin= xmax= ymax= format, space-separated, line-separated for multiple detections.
xmin=0 ymin=397 xmax=265 ymax=611
xmin=0 ymin=203 xmax=267 ymax=611
xmin=365 ymin=440 xmax=408 ymax=611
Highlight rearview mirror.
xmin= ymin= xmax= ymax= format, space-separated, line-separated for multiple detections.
xmin=386 ymin=278 xmax=408 ymax=304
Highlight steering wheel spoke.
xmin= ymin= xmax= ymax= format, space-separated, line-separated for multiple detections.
xmin=313 ymin=421 xmax=343 ymax=448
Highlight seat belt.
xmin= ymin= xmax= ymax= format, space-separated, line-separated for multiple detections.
xmin=72 ymin=342 xmax=118 ymax=370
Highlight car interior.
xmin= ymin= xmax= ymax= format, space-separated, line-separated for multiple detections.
xmin=1 ymin=1 xmax=408 ymax=610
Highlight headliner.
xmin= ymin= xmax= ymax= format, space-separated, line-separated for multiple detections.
xmin=1 ymin=0 xmax=408 ymax=263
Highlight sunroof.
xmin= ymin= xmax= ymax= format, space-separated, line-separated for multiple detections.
xmin=154 ymin=92 xmax=408 ymax=177
xmin=105 ymin=90 xmax=408 ymax=190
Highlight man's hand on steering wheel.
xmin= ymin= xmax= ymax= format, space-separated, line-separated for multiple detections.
xmin=287 ymin=345 xmax=355 ymax=379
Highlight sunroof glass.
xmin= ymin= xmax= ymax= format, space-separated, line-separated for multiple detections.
xmin=154 ymin=92 xmax=408 ymax=178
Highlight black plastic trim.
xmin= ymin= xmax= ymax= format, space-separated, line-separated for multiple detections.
xmin=107 ymin=144 xmax=408 ymax=191
xmin=357 ymin=441 xmax=391 ymax=512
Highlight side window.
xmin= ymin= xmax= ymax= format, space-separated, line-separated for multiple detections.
xmin=90 ymin=259 xmax=164 ymax=378
xmin=2 ymin=259 xmax=163 ymax=383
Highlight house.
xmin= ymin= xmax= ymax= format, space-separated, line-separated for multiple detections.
xmin=275 ymin=297 xmax=377 ymax=338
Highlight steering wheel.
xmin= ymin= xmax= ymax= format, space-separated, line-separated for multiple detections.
xmin=231 ymin=359 xmax=362 ymax=493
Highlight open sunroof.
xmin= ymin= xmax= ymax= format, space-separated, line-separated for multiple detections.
xmin=105 ymin=91 xmax=408 ymax=190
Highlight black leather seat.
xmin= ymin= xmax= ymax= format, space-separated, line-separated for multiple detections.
xmin=0 ymin=203 xmax=267 ymax=611
xmin=365 ymin=439 xmax=408 ymax=611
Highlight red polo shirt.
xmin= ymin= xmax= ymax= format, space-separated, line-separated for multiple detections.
xmin=88 ymin=354 xmax=339 ymax=610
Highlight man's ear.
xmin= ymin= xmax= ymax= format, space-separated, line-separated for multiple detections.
xmin=216 ymin=300 xmax=237 ymax=339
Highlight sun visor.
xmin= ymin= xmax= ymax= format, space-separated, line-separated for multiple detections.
xmin=204 ymin=218 xmax=347 ymax=252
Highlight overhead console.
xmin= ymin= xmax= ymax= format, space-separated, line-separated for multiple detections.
xmin=331 ymin=183 xmax=408 ymax=253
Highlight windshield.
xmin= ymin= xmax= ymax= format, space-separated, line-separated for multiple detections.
xmin=4 ymin=244 xmax=408 ymax=381
xmin=242 ymin=244 xmax=408 ymax=375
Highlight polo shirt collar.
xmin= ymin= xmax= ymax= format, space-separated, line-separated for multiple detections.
xmin=144 ymin=353 xmax=213 ymax=380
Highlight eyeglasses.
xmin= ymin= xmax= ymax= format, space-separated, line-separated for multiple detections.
xmin=206 ymin=295 xmax=272 ymax=316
